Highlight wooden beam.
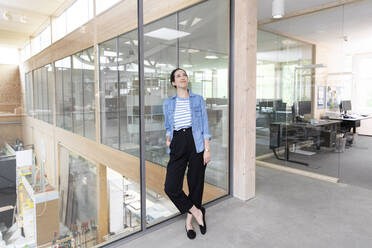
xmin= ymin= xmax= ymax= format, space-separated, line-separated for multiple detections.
xmin=23 ymin=116 xmax=226 ymax=205
xmin=23 ymin=0 xmax=203 ymax=72
xmin=97 ymin=164 xmax=109 ymax=244
xmin=259 ymin=0 xmax=362 ymax=26
xmin=258 ymin=27 xmax=315 ymax=46
xmin=256 ymin=160 xmax=339 ymax=183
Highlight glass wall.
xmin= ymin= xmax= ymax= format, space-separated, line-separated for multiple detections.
xmin=32 ymin=64 xmax=53 ymax=124
xmin=256 ymin=1 xmax=372 ymax=183
xmin=98 ymin=0 xmax=141 ymax=240
xmin=20 ymin=0 xmax=230 ymax=246
xmin=59 ymin=146 xmax=98 ymax=247
xmin=143 ymin=0 xmax=230 ymax=226
xmin=55 ymin=47 xmax=96 ymax=140
xmin=99 ymin=29 xmax=140 ymax=153
xmin=255 ymin=30 xmax=344 ymax=177
xmin=98 ymin=0 xmax=230 ymax=229
xmin=24 ymin=72 xmax=34 ymax=116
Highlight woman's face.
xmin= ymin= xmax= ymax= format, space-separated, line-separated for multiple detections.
xmin=172 ymin=69 xmax=188 ymax=89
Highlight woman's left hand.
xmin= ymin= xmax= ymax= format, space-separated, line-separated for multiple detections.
xmin=203 ymin=150 xmax=211 ymax=166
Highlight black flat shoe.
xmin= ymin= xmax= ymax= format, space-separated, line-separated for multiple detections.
xmin=199 ymin=207 xmax=207 ymax=235
xmin=185 ymin=225 xmax=196 ymax=239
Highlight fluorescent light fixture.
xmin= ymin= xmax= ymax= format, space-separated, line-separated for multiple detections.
xmin=205 ymin=55 xmax=219 ymax=59
xmin=80 ymin=55 xmax=89 ymax=60
xmin=3 ymin=11 xmax=12 ymax=21
xmin=295 ymin=64 xmax=327 ymax=69
xmin=144 ymin=28 xmax=190 ymax=41
xmin=281 ymin=39 xmax=296 ymax=45
xmin=104 ymin=51 xmax=117 ymax=57
xmin=272 ymin=0 xmax=284 ymax=19
xmin=191 ymin=17 xmax=202 ymax=27
xmin=125 ymin=40 xmax=138 ymax=46
xmin=20 ymin=15 xmax=27 ymax=23
xmin=179 ymin=20 xmax=188 ymax=26
xmin=188 ymin=49 xmax=200 ymax=53
xmin=183 ymin=64 xmax=192 ymax=68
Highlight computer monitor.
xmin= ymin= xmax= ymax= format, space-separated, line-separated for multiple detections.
xmin=298 ymin=101 xmax=311 ymax=116
xmin=341 ymin=100 xmax=352 ymax=112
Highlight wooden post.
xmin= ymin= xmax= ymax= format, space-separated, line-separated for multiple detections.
xmin=233 ymin=0 xmax=257 ymax=201
xmin=97 ymin=164 xmax=108 ymax=243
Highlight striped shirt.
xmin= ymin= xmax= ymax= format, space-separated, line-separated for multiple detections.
xmin=174 ymin=96 xmax=192 ymax=130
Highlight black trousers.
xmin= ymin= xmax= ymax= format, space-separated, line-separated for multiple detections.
xmin=164 ymin=127 xmax=206 ymax=214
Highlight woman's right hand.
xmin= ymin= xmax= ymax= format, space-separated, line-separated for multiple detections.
xmin=166 ymin=139 xmax=171 ymax=147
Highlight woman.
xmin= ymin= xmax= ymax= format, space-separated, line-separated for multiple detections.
xmin=163 ymin=68 xmax=211 ymax=239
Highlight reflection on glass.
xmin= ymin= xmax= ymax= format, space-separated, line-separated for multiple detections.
xmin=100 ymin=30 xmax=140 ymax=153
xmin=256 ymin=28 xmax=344 ymax=179
xmin=55 ymin=49 xmax=96 ymax=140
xmin=144 ymin=0 xmax=230 ymax=226
xmin=25 ymin=72 xmax=33 ymax=116
xmin=31 ymin=65 xmax=53 ymax=124
xmin=82 ymin=48 xmax=96 ymax=140
xmin=72 ymin=52 xmax=84 ymax=136
xmin=63 ymin=57 xmax=73 ymax=131
xmin=256 ymin=30 xmax=313 ymax=157
xmin=106 ymin=167 xmax=141 ymax=238
xmin=59 ymin=146 xmax=98 ymax=247
xmin=96 ymin=0 xmax=120 ymax=15
xmin=98 ymin=4 xmax=141 ymax=240
xmin=100 ymin=38 xmax=119 ymax=149
xmin=47 ymin=64 xmax=54 ymax=124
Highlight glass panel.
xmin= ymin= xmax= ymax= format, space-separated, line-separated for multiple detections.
xmin=82 ymin=48 xmax=96 ymax=140
xmin=118 ymin=31 xmax=139 ymax=154
xmin=35 ymin=69 xmax=42 ymax=120
xmin=63 ymin=57 xmax=73 ymax=131
xmin=47 ymin=64 xmax=54 ymax=124
xmin=66 ymin=0 xmax=93 ymax=34
xmin=52 ymin=12 xmax=67 ymax=42
xmin=41 ymin=66 xmax=47 ymax=122
xmin=55 ymin=60 xmax=65 ymax=127
xmin=59 ymin=146 xmax=98 ymax=247
xmin=96 ymin=0 xmax=120 ymax=15
xmin=72 ymin=53 xmax=85 ymax=136
xmin=98 ymin=0 xmax=140 ymax=241
xmin=100 ymin=38 xmax=119 ymax=149
xmin=40 ymin=26 xmax=51 ymax=51
xmin=31 ymin=36 xmax=40 ymax=56
xmin=179 ymin=0 xmax=230 ymax=195
xmin=25 ymin=72 xmax=34 ymax=116
xmin=106 ymin=167 xmax=142 ymax=237
xmin=257 ymin=5 xmax=342 ymax=179
xmin=144 ymin=0 xmax=230 ymax=226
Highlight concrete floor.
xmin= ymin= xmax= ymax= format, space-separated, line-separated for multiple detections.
xmin=117 ymin=166 xmax=372 ymax=248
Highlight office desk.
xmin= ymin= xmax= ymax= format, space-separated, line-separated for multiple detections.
xmin=329 ymin=115 xmax=372 ymax=133
xmin=269 ymin=119 xmax=341 ymax=166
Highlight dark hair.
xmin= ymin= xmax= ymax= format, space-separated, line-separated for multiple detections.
xmin=170 ymin=68 xmax=187 ymax=88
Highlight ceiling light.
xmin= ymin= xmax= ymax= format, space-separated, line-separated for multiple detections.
xmin=20 ymin=15 xmax=27 ymax=23
xmin=144 ymin=28 xmax=190 ymax=41
xmin=104 ymin=51 xmax=117 ymax=57
xmin=183 ymin=64 xmax=192 ymax=68
xmin=124 ymin=40 xmax=138 ymax=46
xmin=187 ymin=49 xmax=200 ymax=53
xmin=281 ymin=39 xmax=296 ymax=45
xmin=179 ymin=20 xmax=188 ymax=26
xmin=272 ymin=0 xmax=284 ymax=19
xmin=2 ymin=11 xmax=12 ymax=21
xmin=205 ymin=55 xmax=219 ymax=59
xmin=191 ymin=17 xmax=202 ymax=27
